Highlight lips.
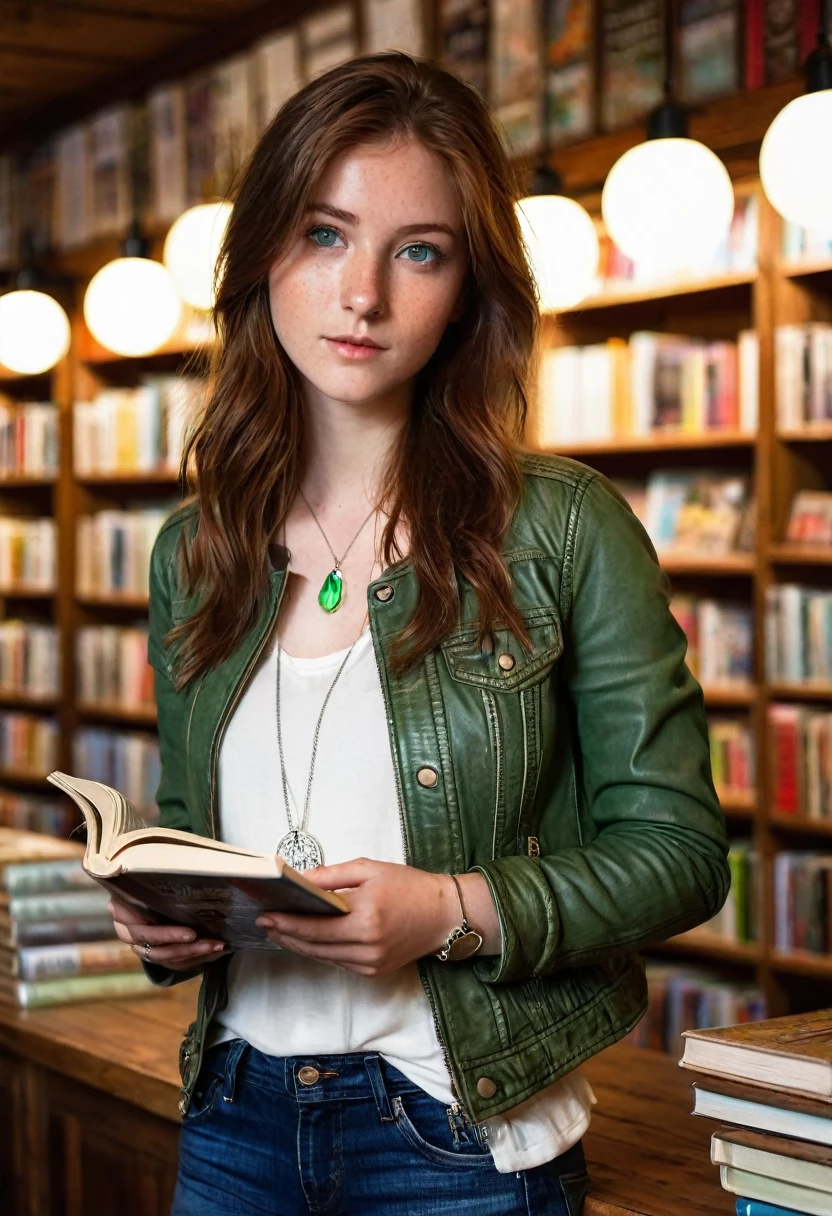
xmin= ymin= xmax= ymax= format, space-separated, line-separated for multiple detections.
xmin=326 ymin=335 xmax=383 ymax=348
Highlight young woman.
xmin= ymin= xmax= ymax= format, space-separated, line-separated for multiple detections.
xmin=108 ymin=52 xmax=730 ymax=1216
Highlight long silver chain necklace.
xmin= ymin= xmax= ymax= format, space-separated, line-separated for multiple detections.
xmin=274 ymin=626 xmax=363 ymax=872
xmin=299 ymin=488 xmax=376 ymax=613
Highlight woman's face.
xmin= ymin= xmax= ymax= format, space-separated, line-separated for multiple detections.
xmin=268 ymin=137 xmax=468 ymax=411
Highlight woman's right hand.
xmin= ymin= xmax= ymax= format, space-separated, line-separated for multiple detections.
xmin=108 ymin=895 xmax=227 ymax=971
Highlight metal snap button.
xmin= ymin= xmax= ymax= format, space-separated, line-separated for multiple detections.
xmin=298 ymin=1065 xmax=320 ymax=1086
xmin=178 ymin=1098 xmax=187 ymax=1115
xmin=374 ymin=584 xmax=394 ymax=602
xmin=417 ymin=766 xmax=438 ymax=788
xmin=476 ymin=1076 xmax=498 ymax=1098
xmin=498 ymin=652 xmax=516 ymax=671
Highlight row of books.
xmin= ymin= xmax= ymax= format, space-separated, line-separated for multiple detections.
xmin=765 ymin=585 xmax=832 ymax=685
xmin=0 ymin=0 xmax=792 ymax=264
xmin=709 ymin=716 xmax=755 ymax=798
xmin=73 ymin=728 xmax=161 ymax=820
xmin=0 ymin=829 xmax=150 ymax=1008
xmin=76 ymin=626 xmax=154 ymax=712
xmin=73 ymin=376 xmax=203 ymax=476
xmin=783 ymin=216 xmax=832 ymax=262
xmin=536 ymin=332 xmax=758 ymax=447
xmin=0 ymin=789 xmax=75 ymax=837
xmin=671 ymin=596 xmax=753 ymax=688
xmin=619 ymin=472 xmax=755 ymax=558
xmin=693 ymin=842 xmax=759 ymax=945
xmin=625 ymin=962 xmax=766 ymax=1055
xmin=786 ymin=490 xmax=832 ymax=547
xmin=75 ymin=506 xmax=174 ymax=599
xmin=776 ymin=323 xmax=832 ymax=428
xmin=770 ymin=705 xmax=832 ymax=820
xmin=774 ymin=851 xmax=832 ymax=955
xmin=0 ymin=518 xmax=56 ymax=592
xmin=0 ymin=713 xmax=58 ymax=777
xmin=681 ymin=1007 xmax=832 ymax=1215
xmin=0 ymin=622 xmax=58 ymax=700
xmin=0 ymin=402 xmax=58 ymax=478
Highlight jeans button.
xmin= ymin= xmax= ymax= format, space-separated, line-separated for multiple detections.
xmin=298 ymin=1065 xmax=320 ymax=1085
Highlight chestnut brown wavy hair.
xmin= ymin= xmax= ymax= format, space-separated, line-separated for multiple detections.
xmin=170 ymin=51 xmax=540 ymax=689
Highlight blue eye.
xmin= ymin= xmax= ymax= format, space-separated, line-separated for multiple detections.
xmin=308 ymin=226 xmax=342 ymax=247
xmin=402 ymin=243 xmax=438 ymax=263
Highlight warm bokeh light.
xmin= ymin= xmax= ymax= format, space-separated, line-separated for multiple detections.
xmin=760 ymin=90 xmax=832 ymax=234
xmin=163 ymin=201 xmax=232 ymax=310
xmin=602 ymin=138 xmax=735 ymax=275
xmin=83 ymin=258 xmax=182 ymax=357
xmin=515 ymin=194 xmax=600 ymax=311
xmin=0 ymin=290 xmax=71 ymax=375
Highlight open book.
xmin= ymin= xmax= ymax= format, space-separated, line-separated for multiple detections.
xmin=47 ymin=771 xmax=347 ymax=951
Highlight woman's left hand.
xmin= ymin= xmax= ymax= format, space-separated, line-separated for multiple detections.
xmin=255 ymin=859 xmax=479 ymax=975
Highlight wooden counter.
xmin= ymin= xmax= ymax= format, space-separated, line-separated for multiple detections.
xmin=0 ymin=984 xmax=729 ymax=1216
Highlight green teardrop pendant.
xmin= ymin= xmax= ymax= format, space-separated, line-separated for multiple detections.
xmin=318 ymin=568 xmax=343 ymax=613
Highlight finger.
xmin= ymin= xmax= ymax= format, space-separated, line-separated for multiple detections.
xmin=133 ymin=941 xmax=226 ymax=966
xmin=256 ymin=912 xmax=359 ymax=943
xmin=119 ymin=923 xmax=201 ymax=947
xmin=266 ymin=932 xmax=379 ymax=967
xmin=107 ymin=897 xmax=157 ymax=926
xmin=300 ymin=859 xmax=374 ymax=890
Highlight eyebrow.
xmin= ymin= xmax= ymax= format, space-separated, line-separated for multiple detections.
xmin=305 ymin=201 xmax=458 ymax=239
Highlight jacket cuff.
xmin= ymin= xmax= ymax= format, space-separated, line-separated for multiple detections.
xmin=470 ymin=858 xmax=558 ymax=984
xmin=142 ymin=960 xmax=204 ymax=988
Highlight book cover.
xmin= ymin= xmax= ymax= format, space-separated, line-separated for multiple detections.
xmin=677 ymin=0 xmax=740 ymax=102
xmin=600 ymin=0 xmax=664 ymax=131
xmin=545 ymin=0 xmax=595 ymax=146
xmin=720 ymin=1163 xmax=832 ymax=1214
xmin=490 ymin=0 xmax=543 ymax=154
xmin=7 ymin=939 xmax=140 ymax=982
xmin=0 ymin=970 xmax=154 ymax=1010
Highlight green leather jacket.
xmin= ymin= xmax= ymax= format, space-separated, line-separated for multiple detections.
xmin=143 ymin=452 xmax=730 ymax=1122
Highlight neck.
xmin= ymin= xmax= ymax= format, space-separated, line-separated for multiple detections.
xmin=299 ymin=386 xmax=412 ymax=510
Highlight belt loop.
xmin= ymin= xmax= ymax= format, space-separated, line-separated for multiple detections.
xmin=363 ymin=1054 xmax=395 ymax=1123
xmin=222 ymin=1038 xmax=249 ymax=1105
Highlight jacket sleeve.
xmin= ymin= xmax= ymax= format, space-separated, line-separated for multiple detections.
xmin=141 ymin=524 xmax=207 ymax=989
xmin=473 ymin=472 xmax=731 ymax=984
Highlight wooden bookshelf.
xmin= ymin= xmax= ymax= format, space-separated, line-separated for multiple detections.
xmin=558 ymin=269 xmax=756 ymax=313
xmin=767 ymin=682 xmax=832 ymax=702
xmin=701 ymin=683 xmax=757 ymax=707
xmin=769 ymin=813 xmax=832 ymax=837
xmin=76 ymin=701 xmax=158 ymax=726
xmin=655 ymin=934 xmax=761 ymax=966
xmin=716 ymin=789 xmax=755 ymax=815
xmin=539 ymin=431 xmax=756 ymax=458
xmin=768 ymin=544 xmax=832 ymax=565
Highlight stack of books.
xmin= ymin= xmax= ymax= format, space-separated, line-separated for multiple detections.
xmin=0 ymin=827 xmax=150 ymax=1009
xmin=682 ymin=1007 xmax=832 ymax=1216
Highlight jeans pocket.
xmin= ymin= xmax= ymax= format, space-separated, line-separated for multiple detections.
xmin=392 ymin=1094 xmax=494 ymax=1170
xmin=183 ymin=1071 xmax=223 ymax=1124
xmin=558 ymin=1170 xmax=590 ymax=1216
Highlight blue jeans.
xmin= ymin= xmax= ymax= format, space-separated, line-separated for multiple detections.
xmin=170 ymin=1038 xmax=590 ymax=1215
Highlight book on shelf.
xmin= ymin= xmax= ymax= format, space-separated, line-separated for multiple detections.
xmin=5 ymin=888 xmax=111 ymax=924
xmin=785 ymin=491 xmax=832 ymax=547
xmin=0 ymin=938 xmax=139 ymax=982
xmin=74 ymin=376 xmax=203 ymax=476
xmin=746 ymin=0 xmax=823 ymax=87
xmin=48 ymin=771 xmax=348 ymax=951
xmin=713 ymin=1126 xmax=832 ymax=1197
xmin=0 ymin=970 xmax=154 ymax=1010
xmin=301 ymin=3 xmax=358 ymax=81
xmin=211 ymin=54 xmax=256 ymax=197
xmin=76 ymin=626 xmax=155 ymax=715
xmin=625 ymin=962 xmax=766 ymax=1054
xmin=774 ymin=852 xmax=832 ymax=955
xmin=677 ymin=0 xmax=741 ymax=103
xmin=544 ymin=0 xmax=594 ymax=146
xmin=0 ymin=401 xmax=58 ymax=478
xmin=776 ymin=323 xmax=832 ymax=429
xmin=2 ymin=856 xmax=96 ymax=896
xmin=691 ymin=841 xmax=758 ymax=945
xmin=437 ymin=0 xmax=489 ymax=95
xmin=536 ymin=331 xmax=758 ymax=447
xmin=769 ymin=704 xmax=832 ymax=820
xmin=600 ymin=0 xmax=663 ymax=131
xmin=709 ymin=716 xmax=756 ymax=800
xmin=682 ymin=1007 xmax=832 ymax=1100
xmin=73 ymin=729 xmax=161 ymax=822
xmin=490 ymin=0 xmax=542 ymax=154
xmin=617 ymin=471 xmax=754 ymax=558
xmin=693 ymin=1074 xmax=832 ymax=1146
xmin=0 ymin=517 xmax=56 ymax=592
xmin=783 ymin=217 xmax=832 ymax=263
xmin=765 ymin=586 xmax=832 ymax=685
xmin=0 ymin=712 xmax=58 ymax=776
xmin=75 ymin=504 xmax=175 ymax=599
xmin=147 ymin=83 xmax=188 ymax=226
xmin=0 ymin=622 xmax=59 ymax=700
xmin=0 ymin=789 xmax=75 ymax=837
xmin=250 ymin=27 xmax=303 ymax=134
xmin=0 ymin=913 xmax=117 ymax=949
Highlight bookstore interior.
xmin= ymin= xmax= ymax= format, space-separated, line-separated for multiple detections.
xmin=1 ymin=0 xmax=832 ymax=1213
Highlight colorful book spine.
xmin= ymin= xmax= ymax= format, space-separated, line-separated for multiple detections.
xmin=2 ymin=914 xmax=117 ymax=948
xmin=626 ymin=963 xmax=766 ymax=1053
xmin=76 ymin=506 xmax=174 ymax=599
xmin=8 ymin=889 xmax=110 ymax=923
xmin=3 ymin=859 xmax=95 ymax=896
xmin=76 ymin=625 xmax=154 ymax=712
xmin=0 ymin=713 xmax=58 ymax=776
xmin=16 ymin=940 xmax=139 ymax=982
xmin=9 ymin=970 xmax=152 ymax=1009
xmin=73 ymin=728 xmax=161 ymax=820
xmin=735 ymin=1199 xmax=806 ymax=1216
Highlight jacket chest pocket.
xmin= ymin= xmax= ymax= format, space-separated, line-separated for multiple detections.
xmin=440 ymin=608 xmax=563 ymax=860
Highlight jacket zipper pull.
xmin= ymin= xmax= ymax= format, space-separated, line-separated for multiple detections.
xmin=527 ymin=835 xmax=540 ymax=858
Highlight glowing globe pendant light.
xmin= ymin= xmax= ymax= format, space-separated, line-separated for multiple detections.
xmin=760 ymin=24 xmax=832 ymax=233
xmin=602 ymin=101 xmax=734 ymax=277
xmin=516 ymin=168 xmax=599 ymax=312
xmin=83 ymin=222 xmax=181 ymax=357
xmin=0 ymin=289 xmax=70 ymax=375
xmin=163 ymin=201 xmax=232 ymax=310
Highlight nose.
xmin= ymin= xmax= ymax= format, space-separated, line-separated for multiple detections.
xmin=339 ymin=248 xmax=386 ymax=318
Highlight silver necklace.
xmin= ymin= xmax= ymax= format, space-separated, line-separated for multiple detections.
xmin=299 ymin=488 xmax=377 ymax=614
xmin=274 ymin=620 xmax=366 ymax=873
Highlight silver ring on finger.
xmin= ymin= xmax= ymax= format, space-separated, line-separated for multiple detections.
xmin=144 ymin=942 xmax=152 ymax=960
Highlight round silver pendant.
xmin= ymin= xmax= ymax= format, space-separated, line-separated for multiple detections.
xmin=276 ymin=829 xmax=324 ymax=873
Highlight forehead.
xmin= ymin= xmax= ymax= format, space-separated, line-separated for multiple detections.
xmin=311 ymin=138 xmax=463 ymax=226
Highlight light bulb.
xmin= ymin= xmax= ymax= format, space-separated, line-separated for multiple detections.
xmin=602 ymin=138 xmax=734 ymax=275
xmin=515 ymin=195 xmax=599 ymax=311
xmin=84 ymin=258 xmax=182 ymax=357
xmin=760 ymin=90 xmax=832 ymax=234
xmin=163 ymin=201 xmax=232 ymax=309
xmin=0 ymin=290 xmax=71 ymax=375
